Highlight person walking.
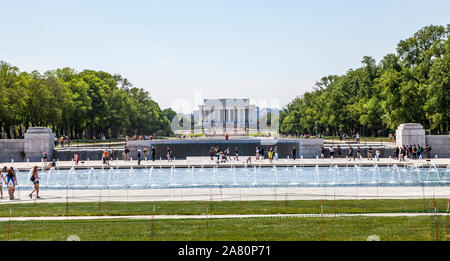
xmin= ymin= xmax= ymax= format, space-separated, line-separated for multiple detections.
xmin=6 ymin=168 xmax=17 ymax=200
xmin=143 ymin=147 xmax=148 ymax=161
xmin=367 ymin=146 xmax=373 ymax=160
xmin=103 ymin=149 xmax=109 ymax=165
xmin=209 ymin=147 xmax=215 ymax=160
xmin=375 ymin=149 xmax=381 ymax=161
xmin=151 ymin=147 xmax=156 ymax=161
xmin=255 ymin=147 xmax=260 ymax=161
xmin=123 ymin=146 xmax=130 ymax=161
xmin=329 ymin=146 xmax=335 ymax=159
xmin=412 ymin=145 xmax=417 ymax=160
xmin=268 ymin=147 xmax=274 ymax=163
xmin=348 ymin=145 xmax=354 ymax=161
xmin=425 ymin=145 xmax=431 ymax=159
xmin=292 ymin=146 xmax=297 ymax=160
xmin=137 ymin=148 xmax=142 ymax=165
xmin=29 ymin=166 xmax=41 ymax=199
xmin=74 ymin=152 xmax=79 ymax=165
xmin=167 ymin=146 xmax=172 ymax=162
xmin=235 ymin=146 xmax=239 ymax=161
xmin=0 ymin=167 xmax=7 ymax=199
xmin=356 ymin=146 xmax=361 ymax=160
xmin=260 ymin=147 xmax=265 ymax=160
xmin=225 ymin=147 xmax=231 ymax=161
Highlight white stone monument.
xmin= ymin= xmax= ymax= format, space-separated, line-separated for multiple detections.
xmin=24 ymin=127 xmax=54 ymax=161
xmin=395 ymin=123 xmax=426 ymax=147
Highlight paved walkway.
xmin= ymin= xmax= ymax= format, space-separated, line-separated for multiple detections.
xmin=1 ymin=186 xmax=449 ymax=204
xmin=3 ymin=157 xmax=450 ymax=171
xmin=0 ymin=212 xmax=448 ymax=222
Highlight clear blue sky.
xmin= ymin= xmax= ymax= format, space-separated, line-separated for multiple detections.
xmin=1 ymin=0 xmax=449 ymax=112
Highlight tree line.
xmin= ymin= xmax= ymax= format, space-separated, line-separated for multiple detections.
xmin=280 ymin=25 xmax=449 ymax=137
xmin=0 ymin=64 xmax=177 ymax=139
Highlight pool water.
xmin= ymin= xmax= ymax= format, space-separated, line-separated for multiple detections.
xmin=11 ymin=165 xmax=450 ymax=190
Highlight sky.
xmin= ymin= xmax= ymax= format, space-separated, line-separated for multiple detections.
xmin=1 ymin=0 xmax=449 ymax=113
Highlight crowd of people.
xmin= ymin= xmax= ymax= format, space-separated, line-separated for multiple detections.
xmin=393 ymin=144 xmax=432 ymax=161
xmin=54 ymin=135 xmax=71 ymax=148
xmin=206 ymin=145 xmax=299 ymax=164
xmin=319 ymin=144 xmax=433 ymax=161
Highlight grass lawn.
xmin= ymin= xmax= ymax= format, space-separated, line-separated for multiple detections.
xmin=1 ymin=216 xmax=448 ymax=241
xmin=1 ymin=198 xmax=448 ymax=241
xmin=1 ymin=198 xmax=449 ymax=217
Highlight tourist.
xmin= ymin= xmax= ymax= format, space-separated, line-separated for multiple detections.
xmin=425 ymin=145 xmax=431 ymax=159
xmin=0 ymin=167 xmax=6 ymax=199
xmin=66 ymin=136 xmax=71 ymax=147
xmin=321 ymin=146 xmax=325 ymax=159
xmin=367 ymin=146 xmax=373 ymax=160
xmin=225 ymin=147 xmax=231 ymax=161
xmin=137 ymin=148 xmax=142 ymax=165
xmin=292 ymin=146 xmax=297 ymax=160
xmin=356 ymin=133 xmax=360 ymax=143
xmin=167 ymin=146 xmax=172 ymax=162
xmin=337 ymin=145 xmax=342 ymax=158
xmin=407 ymin=144 xmax=412 ymax=159
xmin=102 ymin=150 xmax=107 ymax=165
xmin=43 ymin=152 xmax=48 ymax=163
xmin=209 ymin=147 xmax=215 ymax=160
xmin=255 ymin=147 xmax=260 ymax=161
xmin=143 ymin=148 xmax=148 ymax=161
xmin=260 ymin=147 xmax=265 ymax=160
xmin=274 ymin=146 xmax=278 ymax=161
xmin=329 ymin=146 xmax=334 ymax=159
xmin=246 ymin=156 xmax=252 ymax=164
xmin=356 ymin=146 xmax=362 ymax=159
xmin=28 ymin=166 xmax=40 ymax=199
xmin=393 ymin=147 xmax=399 ymax=160
xmin=103 ymin=149 xmax=109 ymax=165
xmin=417 ymin=145 xmax=423 ymax=159
xmin=269 ymin=147 xmax=274 ymax=163
xmin=401 ymin=146 xmax=405 ymax=160
xmin=235 ymin=146 xmax=239 ymax=161
xmin=375 ymin=149 xmax=381 ymax=161
xmin=151 ymin=147 xmax=156 ymax=161
xmin=74 ymin=152 xmax=79 ymax=165
xmin=348 ymin=145 xmax=353 ymax=161
xmin=6 ymin=167 xmax=17 ymax=200
xmin=123 ymin=146 xmax=130 ymax=161
xmin=412 ymin=145 xmax=417 ymax=160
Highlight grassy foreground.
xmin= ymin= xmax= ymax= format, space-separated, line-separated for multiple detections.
xmin=1 ymin=198 xmax=449 ymax=217
xmin=1 ymin=199 xmax=448 ymax=241
xmin=0 ymin=216 xmax=448 ymax=241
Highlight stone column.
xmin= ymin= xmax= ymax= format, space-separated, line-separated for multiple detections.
xmin=24 ymin=127 xmax=55 ymax=162
xmin=395 ymin=123 xmax=425 ymax=147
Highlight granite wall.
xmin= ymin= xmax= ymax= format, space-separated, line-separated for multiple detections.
xmin=126 ymin=138 xmax=323 ymax=160
xmin=0 ymin=127 xmax=54 ymax=162
xmin=396 ymin=123 xmax=450 ymax=158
